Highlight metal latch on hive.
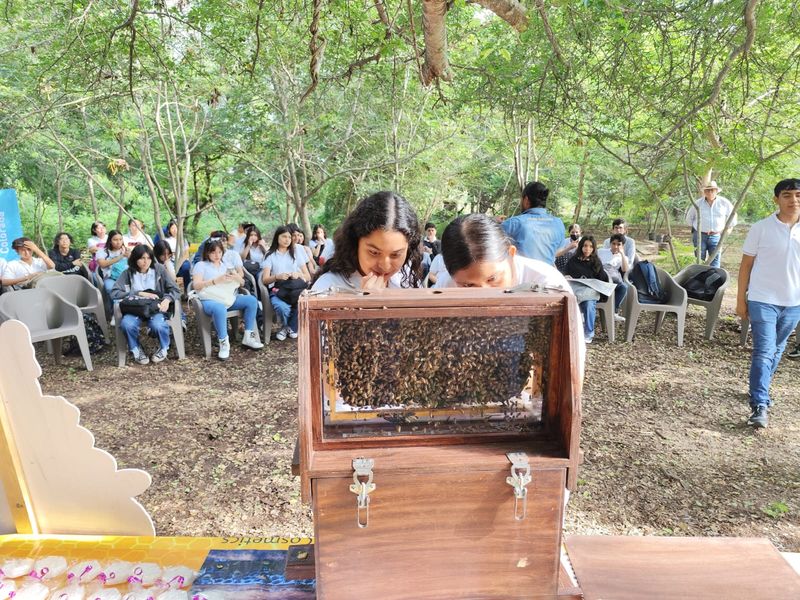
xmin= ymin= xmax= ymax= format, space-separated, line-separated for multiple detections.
xmin=506 ymin=452 xmax=532 ymax=521
xmin=349 ymin=457 xmax=376 ymax=528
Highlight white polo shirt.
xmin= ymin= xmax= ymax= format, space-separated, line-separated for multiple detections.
xmin=261 ymin=249 xmax=307 ymax=283
xmin=3 ymin=258 xmax=49 ymax=280
xmin=742 ymin=212 xmax=800 ymax=306
xmin=312 ymin=268 xmax=411 ymax=291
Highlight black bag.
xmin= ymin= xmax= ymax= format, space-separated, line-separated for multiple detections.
xmin=119 ymin=289 xmax=174 ymax=319
xmin=62 ymin=313 xmax=106 ymax=356
xmin=630 ymin=260 xmax=668 ymax=304
xmin=274 ymin=278 xmax=308 ymax=305
xmin=683 ymin=268 xmax=725 ymax=301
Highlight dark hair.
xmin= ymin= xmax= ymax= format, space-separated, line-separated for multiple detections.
xmin=128 ymin=244 xmax=156 ymax=273
xmin=774 ymin=178 xmax=800 ymax=196
xmin=209 ymin=230 xmax=227 ymax=240
xmin=575 ymin=235 xmax=603 ymax=273
xmin=52 ymin=231 xmax=73 ymax=250
xmin=312 ymin=224 xmax=325 ymax=239
xmin=153 ymin=240 xmax=173 ymax=264
xmin=128 ymin=218 xmax=139 ymax=226
xmin=165 ymin=220 xmax=178 ymax=236
xmin=91 ymin=221 xmax=105 ymax=237
xmin=239 ymin=222 xmax=255 ymax=230
xmin=424 ymin=222 xmax=436 ymax=231
xmin=612 ymin=218 xmax=627 ymax=228
xmin=314 ymin=191 xmax=422 ymax=287
xmin=106 ymin=230 xmax=124 ymax=250
xmin=568 ymin=223 xmax=581 ymax=233
xmin=522 ymin=181 xmax=549 ymax=209
xmin=11 ymin=236 xmax=30 ymax=250
xmin=609 ymin=233 xmax=626 ymax=244
xmin=441 ymin=214 xmax=513 ymax=276
xmin=266 ymin=225 xmax=297 ymax=261
xmin=202 ymin=239 xmax=226 ymax=262
xmin=243 ymin=226 xmax=263 ymax=260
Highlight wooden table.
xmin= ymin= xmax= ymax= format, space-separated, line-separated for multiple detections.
xmin=565 ymin=535 xmax=800 ymax=599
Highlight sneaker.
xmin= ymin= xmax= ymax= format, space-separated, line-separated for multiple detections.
xmin=151 ymin=347 xmax=168 ymax=363
xmin=110 ymin=316 xmax=116 ymax=327
xmin=288 ymin=329 xmax=298 ymax=339
xmin=242 ymin=330 xmax=264 ymax=350
xmin=218 ymin=337 xmax=231 ymax=360
xmin=585 ymin=335 xmax=593 ymax=345
xmin=787 ymin=345 xmax=800 ymax=359
xmin=131 ymin=347 xmax=150 ymax=365
xmin=275 ymin=327 xmax=288 ymax=341
xmin=613 ymin=314 xmax=626 ymax=323
xmin=747 ymin=405 xmax=768 ymax=428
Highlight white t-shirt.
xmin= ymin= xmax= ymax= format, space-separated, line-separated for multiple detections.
xmin=0 ymin=258 xmax=6 ymax=279
xmin=99 ymin=248 xmax=125 ymax=279
xmin=130 ymin=270 xmax=157 ymax=293
xmin=164 ymin=236 xmax=189 ymax=256
xmin=438 ymin=255 xmax=571 ymax=293
xmin=597 ymin=248 xmax=624 ymax=270
xmin=320 ymin=238 xmax=336 ymax=261
xmin=742 ymin=213 xmax=800 ymax=306
xmin=193 ymin=261 xmax=228 ymax=282
xmin=429 ymin=254 xmax=447 ymax=278
xmin=312 ymin=268 xmax=412 ymax=291
xmin=2 ymin=259 xmax=49 ymax=285
xmin=261 ymin=249 xmax=307 ymax=280
xmin=245 ymin=247 xmax=266 ymax=264
xmin=87 ymin=236 xmax=106 ymax=251
xmin=223 ymin=249 xmax=243 ymax=270
xmin=602 ymin=237 xmax=636 ymax=265
xmin=123 ymin=232 xmax=153 ymax=247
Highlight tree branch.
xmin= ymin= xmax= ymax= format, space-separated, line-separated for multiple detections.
xmin=474 ymin=0 xmax=528 ymax=33
xmin=420 ymin=0 xmax=454 ymax=85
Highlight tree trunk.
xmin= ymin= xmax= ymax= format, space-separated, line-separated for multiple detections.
xmin=474 ymin=0 xmax=529 ymax=32
xmin=56 ymin=172 xmax=64 ymax=231
xmin=87 ymin=176 xmax=98 ymax=221
xmin=420 ymin=0 xmax=453 ymax=85
xmin=573 ymin=144 xmax=589 ymax=223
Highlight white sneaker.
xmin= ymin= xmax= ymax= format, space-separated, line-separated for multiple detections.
xmin=110 ymin=316 xmax=116 ymax=327
xmin=151 ymin=347 xmax=168 ymax=363
xmin=218 ymin=337 xmax=230 ymax=360
xmin=132 ymin=347 xmax=150 ymax=365
xmin=275 ymin=327 xmax=288 ymax=341
xmin=288 ymin=329 xmax=298 ymax=339
xmin=242 ymin=330 xmax=264 ymax=350
xmin=613 ymin=314 xmax=626 ymax=323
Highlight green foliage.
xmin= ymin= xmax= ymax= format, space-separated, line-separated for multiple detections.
xmin=2 ymin=0 xmax=800 ymax=246
xmin=761 ymin=501 xmax=790 ymax=519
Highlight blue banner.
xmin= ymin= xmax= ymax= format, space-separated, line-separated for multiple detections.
xmin=0 ymin=189 xmax=24 ymax=261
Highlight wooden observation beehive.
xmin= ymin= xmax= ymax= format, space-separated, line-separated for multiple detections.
xmin=297 ymin=288 xmax=583 ymax=600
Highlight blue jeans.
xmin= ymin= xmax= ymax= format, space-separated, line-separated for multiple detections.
xmin=177 ymin=260 xmax=191 ymax=291
xmin=579 ymin=300 xmax=597 ymax=339
xmin=270 ymin=294 xmax=298 ymax=333
xmin=613 ymin=282 xmax=628 ymax=312
xmin=692 ymin=230 xmax=722 ymax=267
xmin=121 ymin=312 xmax=171 ymax=352
xmin=747 ymin=300 xmax=800 ymax=408
xmin=201 ymin=294 xmax=258 ymax=339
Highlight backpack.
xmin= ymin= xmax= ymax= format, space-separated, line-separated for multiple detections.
xmin=62 ymin=313 xmax=106 ymax=356
xmin=683 ymin=268 xmax=725 ymax=301
xmin=630 ymin=260 xmax=668 ymax=304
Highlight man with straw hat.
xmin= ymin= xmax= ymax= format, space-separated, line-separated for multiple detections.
xmin=685 ymin=180 xmax=737 ymax=267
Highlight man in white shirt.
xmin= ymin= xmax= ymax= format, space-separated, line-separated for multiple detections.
xmin=602 ymin=218 xmax=636 ymax=265
xmin=2 ymin=237 xmax=56 ymax=290
xmin=686 ymin=180 xmax=737 ymax=268
xmin=736 ymin=178 xmax=800 ymax=429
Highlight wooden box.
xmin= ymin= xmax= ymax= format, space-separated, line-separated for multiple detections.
xmin=298 ymin=288 xmax=582 ymax=600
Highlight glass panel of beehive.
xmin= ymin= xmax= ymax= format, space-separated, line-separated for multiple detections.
xmin=320 ymin=315 xmax=552 ymax=439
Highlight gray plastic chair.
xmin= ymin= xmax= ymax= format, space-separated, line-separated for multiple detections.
xmin=38 ymin=275 xmax=110 ymax=341
xmin=623 ymin=266 xmax=688 ymax=346
xmin=256 ymin=274 xmax=276 ymax=344
xmin=674 ymin=265 xmax=729 ymax=340
xmin=188 ymin=282 xmax=244 ymax=358
xmin=0 ymin=288 xmax=93 ymax=370
xmin=113 ymin=300 xmax=186 ymax=367
xmin=594 ymin=288 xmax=617 ymax=343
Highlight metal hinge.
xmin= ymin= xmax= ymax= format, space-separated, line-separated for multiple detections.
xmin=349 ymin=458 xmax=376 ymax=528
xmin=506 ymin=452 xmax=532 ymax=521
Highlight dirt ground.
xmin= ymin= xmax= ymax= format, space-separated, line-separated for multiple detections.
xmin=38 ymin=238 xmax=799 ymax=552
